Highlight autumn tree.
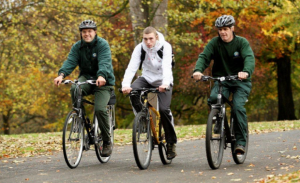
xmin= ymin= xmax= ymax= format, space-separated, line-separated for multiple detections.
xmin=260 ymin=0 xmax=299 ymax=120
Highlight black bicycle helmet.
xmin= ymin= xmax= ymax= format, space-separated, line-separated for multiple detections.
xmin=79 ymin=20 xmax=97 ymax=31
xmin=215 ymin=15 xmax=235 ymax=28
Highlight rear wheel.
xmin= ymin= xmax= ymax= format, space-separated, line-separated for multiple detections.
xmin=231 ymin=122 xmax=249 ymax=164
xmin=206 ymin=108 xmax=225 ymax=169
xmin=62 ymin=110 xmax=84 ymax=169
xmin=158 ymin=121 xmax=172 ymax=165
xmin=95 ymin=105 xmax=115 ymax=163
xmin=132 ymin=111 xmax=153 ymax=170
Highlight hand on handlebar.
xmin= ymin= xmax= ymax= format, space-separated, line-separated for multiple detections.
xmin=54 ymin=76 xmax=64 ymax=86
xmin=158 ymin=85 xmax=169 ymax=92
xmin=96 ymin=76 xmax=106 ymax=87
xmin=238 ymin=72 xmax=249 ymax=80
xmin=192 ymin=71 xmax=204 ymax=81
xmin=122 ymin=87 xmax=132 ymax=94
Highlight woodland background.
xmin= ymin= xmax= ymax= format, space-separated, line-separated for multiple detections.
xmin=0 ymin=0 xmax=299 ymax=135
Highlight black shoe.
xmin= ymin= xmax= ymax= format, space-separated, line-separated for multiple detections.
xmin=101 ymin=141 xmax=112 ymax=157
xmin=167 ymin=143 xmax=177 ymax=160
xmin=235 ymin=144 xmax=245 ymax=154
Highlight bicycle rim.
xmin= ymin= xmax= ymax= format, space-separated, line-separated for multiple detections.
xmin=158 ymin=121 xmax=172 ymax=165
xmin=95 ymin=105 xmax=115 ymax=163
xmin=132 ymin=112 xmax=153 ymax=170
xmin=232 ymin=124 xmax=249 ymax=164
xmin=205 ymin=108 xmax=225 ymax=169
xmin=62 ymin=110 xmax=84 ymax=169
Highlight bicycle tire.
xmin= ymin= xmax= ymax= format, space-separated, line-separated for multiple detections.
xmin=132 ymin=111 xmax=153 ymax=170
xmin=95 ymin=105 xmax=115 ymax=163
xmin=158 ymin=121 xmax=172 ymax=165
xmin=231 ymin=123 xmax=249 ymax=164
xmin=62 ymin=110 xmax=84 ymax=169
xmin=206 ymin=108 xmax=225 ymax=169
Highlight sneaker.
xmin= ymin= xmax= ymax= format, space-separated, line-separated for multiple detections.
xmin=167 ymin=143 xmax=177 ymax=160
xmin=101 ymin=141 xmax=112 ymax=157
xmin=235 ymin=144 xmax=245 ymax=154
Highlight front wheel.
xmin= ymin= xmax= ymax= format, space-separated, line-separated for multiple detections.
xmin=95 ymin=105 xmax=115 ymax=163
xmin=231 ymin=123 xmax=249 ymax=164
xmin=132 ymin=111 xmax=153 ymax=170
xmin=206 ymin=108 xmax=225 ymax=169
xmin=158 ymin=121 xmax=172 ymax=165
xmin=62 ymin=110 xmax=84 ymax=169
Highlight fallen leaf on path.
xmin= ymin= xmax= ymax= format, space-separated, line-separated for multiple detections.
xmin=227 ymin=172 xmax=234 ymax=175
xmin=230 ymin=178 xmax=242 ymax=181
xmin=248 ymin=163 xmax=255 ymax=167
xmin=267 ymin=175 xmax=274 ymax=179
xmin=211 ymin=176 xmax=216 ymax=179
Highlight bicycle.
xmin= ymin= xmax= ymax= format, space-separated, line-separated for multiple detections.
xmin=197 ymin=75 xmax=249 ymax=169
xmin=119 ymin=88 xmax=171 ymax=170
xmin=62 ymin=79 xmax=116 ymax=169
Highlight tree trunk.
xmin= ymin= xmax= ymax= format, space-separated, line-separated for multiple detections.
xmin=2 ymin=109 xmax=11 ymax=134
xmin=129 ymin=0 xmax=168 ymax=46
xmin=151 ymin=0 xmax=168 ymax=35
xmin=276 ymin=55 xmax=297 ymax=120
xmin=129 ymin=0 xmax=148 ymax=46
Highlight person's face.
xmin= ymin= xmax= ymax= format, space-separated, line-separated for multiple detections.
xmin=143 ymin=33 xmax=158 ymax=48
xmin=81 ymin=29 xmax=96 ymax=43
xmin=218 ymin=26 xmax=234 ymax=42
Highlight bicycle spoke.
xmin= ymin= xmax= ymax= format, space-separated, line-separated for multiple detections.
xmin=132 ymin=112 xmax=152 ymax=170
xmin=206 ymin=109 xmax=225 ymax=169
xmin=63 ymin=111 xmax=84 ymax=169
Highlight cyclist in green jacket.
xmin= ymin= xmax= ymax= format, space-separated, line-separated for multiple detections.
xmin=54 ymin=20 xmax=115 ymax=157
xmin=193 ymin=15 xmax=255 ymax=154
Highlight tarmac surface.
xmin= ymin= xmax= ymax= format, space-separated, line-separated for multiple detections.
xmin=1 ymin=130 xmax=299 ymax=183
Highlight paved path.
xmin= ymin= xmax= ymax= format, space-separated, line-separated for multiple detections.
xmin=1 ymin=130 xmax=299 ymax=183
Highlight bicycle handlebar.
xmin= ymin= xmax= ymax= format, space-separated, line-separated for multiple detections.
xmin=191 ymin=75 xmax=240 ymax=82
xmin=118 ymin=87 xmax=170 ymax=94
xmin=62 ymin=80 xmax=97 ymax=85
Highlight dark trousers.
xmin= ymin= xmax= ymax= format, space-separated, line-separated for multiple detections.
xmin=70 ymin=76 xmax=113 ymax=142
xmin=208 ymin=80 xmax=252 ymax=146
xmin=130 ymin=77 xmax=177 ymax=144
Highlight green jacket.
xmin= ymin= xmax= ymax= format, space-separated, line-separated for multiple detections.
xmin=194 ymin=34 xmax=255 ymax=81
xmin=58 ymin=36 xmax=115 ymax=86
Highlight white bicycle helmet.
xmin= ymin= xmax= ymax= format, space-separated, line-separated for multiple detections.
xmin=215 ymin=15 xmax=235 ymax=28
xmin=79 ymin=20 xmax=97 ymax=31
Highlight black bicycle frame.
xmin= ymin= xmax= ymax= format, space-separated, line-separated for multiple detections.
xmin=210 ymin=81 xmax=235 ymax=145
xmin=73 ymin=83 xmax=95 ymax=144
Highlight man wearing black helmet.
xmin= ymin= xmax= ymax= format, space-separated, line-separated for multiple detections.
xmin=192 ymin=15 xmax=255 ymax=154
xmin=54 ymin=20 xmax=115 ymax=157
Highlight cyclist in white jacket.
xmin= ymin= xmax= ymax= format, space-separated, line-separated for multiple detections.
xmin=122 ymin=26 xmax=177 ymax=159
